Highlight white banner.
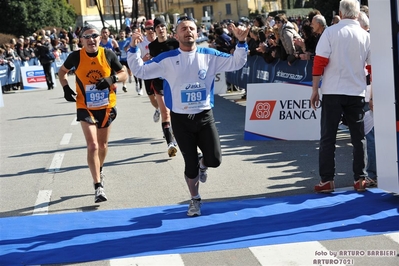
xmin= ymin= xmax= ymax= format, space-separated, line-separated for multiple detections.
xmin=20 ymin=65 xmax=55 ymax=90
xmin=214 ymin=72 xmax=227 ymax=95
xmin=245 ymin=83 xmax=320 ymax=140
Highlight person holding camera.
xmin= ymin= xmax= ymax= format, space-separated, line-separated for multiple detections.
xmin=257 ymin=28 xmax=282 ymax=64
xmin=58 ymin=24 xmax=128 ymax=203
xmin=36 ymin=36 xmax=55 ymax=90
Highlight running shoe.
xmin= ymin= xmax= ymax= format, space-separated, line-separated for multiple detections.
xmin=168 ymin=142 xmax=178 ymax=157
xmin=128 ymin=75 xmax=133 ymax=83
xmin=135 ymin=84 xmax=139 ymax=93
xmin=153 ymin=109 xmax=160 ymax=123
xmin=187 ymin=198 xmax=202 ymax=217
xmin=314 ymin=181 xmax=335 ymax=193
xmin=198 ymin=154 xmax=208 ymax=183
xmin=199 ymin=167 xmax=208 ymax=183
xmin=138 ymin=88 xmax=143 ymax=95
xmin=94 ymin=187 xmax=108 ymax=203
xmin=122 ymin=86 xmax=127 ymax=93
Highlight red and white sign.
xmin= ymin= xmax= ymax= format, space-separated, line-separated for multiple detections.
xmin=245 ymin=83 xmax=321 ymax=140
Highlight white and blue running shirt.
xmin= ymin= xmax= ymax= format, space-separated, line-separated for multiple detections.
xmin=127 ymin=43 xmax=247 ymax=114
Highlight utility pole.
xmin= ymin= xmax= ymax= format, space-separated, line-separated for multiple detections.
xmin=110 ymin=0 xmax=118 ymax=32
xmin=118 ymin=0 xmax=123 ymax=30
xmin=94 ymin=0 xmax=105 ymax=28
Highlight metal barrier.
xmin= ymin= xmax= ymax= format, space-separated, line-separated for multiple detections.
xmin=226 ymin=55 xmax=313 ymax=88
xmin=0 ymin=52 xmax=71 ymax=89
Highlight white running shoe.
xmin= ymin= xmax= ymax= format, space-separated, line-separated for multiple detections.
xmin=168 ymin=142 xmax=178 ymax=157
xmin=135 ymin=84 xmax=139 ymax=93
xmin=187 ymin=199 xmax=202 ymax=216
xmin=94 ymin=187 xmax=107 ymax=203
xmin=153 ymin=109 xmax=160 ymax=123
xmin=198 ymin=154 xmax=208 ymax=183
xmin=138 ymin=88 xmax=143 ymax=95
xmin=199 ymin=167 xmax=208 ymax=183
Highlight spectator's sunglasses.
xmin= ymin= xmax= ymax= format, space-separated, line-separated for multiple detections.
xmin=81 ymin=33 xmax=100 ymax=39
xmin=177 ymin=16 xmax=195 ymax=24
xmin=145 ymin=27 xmax=154 ymax=31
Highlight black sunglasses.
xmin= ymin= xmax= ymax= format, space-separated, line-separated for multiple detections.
xmin=145 ymin=27 xmax=154 ymax=31
xmin=82 ymin=33 xmax=100 ymax=39
xmin=177 ymin=16 xmax=195 ymax=24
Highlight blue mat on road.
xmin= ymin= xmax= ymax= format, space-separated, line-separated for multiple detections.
xmin=1 ymin=189 xmax=399 ymax=265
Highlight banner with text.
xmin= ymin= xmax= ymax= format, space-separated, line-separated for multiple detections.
xmin=245 ymin=83 xmax=320 ymax=141
xmin=226 ymin=56 xmax=313 ymax=89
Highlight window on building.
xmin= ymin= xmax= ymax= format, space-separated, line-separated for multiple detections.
xmin=202 ymin=5 xmax=213 ymax=18
xmin=104 ymin=0 xmax=120 ymax=14
xmin=87 ymin=0 xmax=95 ymax=7
xmin=183 ymin=8 xmax=195 ymax=18
xmin=226 ymin=4 xmax=232 ymax=15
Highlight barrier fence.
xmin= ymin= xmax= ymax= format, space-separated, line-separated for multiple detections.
xmin=226 ymin=55 xmax=313 ymax=88
xmin=0 ymin=52 xmax=70 ymax=90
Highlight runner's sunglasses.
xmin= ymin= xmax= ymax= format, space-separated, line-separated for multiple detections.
xmin=81 ymin=33 xmax=100 ymax=39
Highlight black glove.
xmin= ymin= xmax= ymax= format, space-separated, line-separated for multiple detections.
xmin=63 ymin=84 xmax=76 ymax=102
xmin=95 ymin=76 xmax=116 ymax=90
xmin=114 ymin=47 xmax=121 ymax=56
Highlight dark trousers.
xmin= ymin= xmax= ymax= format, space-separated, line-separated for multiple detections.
xmin=171 ymin=109 xmax=222 ymax=179
xmin=319 ymin=95 xmax=367 ymax=182
xmin=42 ymin=62 xmax=54 ymax=89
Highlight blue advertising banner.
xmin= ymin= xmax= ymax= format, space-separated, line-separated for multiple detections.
xmin=272 ymin=59 xmax=313 ymax=86
xmin=0 ymin=64 xmax=8 ymax=86
xmin=226 ymin=55 xmax=313 ymax=88
xmin=7 ymin=60 xmax=21 ymax=85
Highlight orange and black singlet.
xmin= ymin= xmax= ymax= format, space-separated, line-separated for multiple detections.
xmin=63 ymin=47 xmax=123 ymax=110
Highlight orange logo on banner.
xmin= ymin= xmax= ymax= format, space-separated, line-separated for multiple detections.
xmin=250 ymin=101 xmax=277 ymax=120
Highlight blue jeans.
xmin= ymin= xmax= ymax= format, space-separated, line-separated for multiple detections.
xmin=319 ymin=95 xmax=367 ymax=182
xmin=366 ymin=127 xmax=377 ymax=179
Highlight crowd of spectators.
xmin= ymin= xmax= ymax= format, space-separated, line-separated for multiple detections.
xmin=199 ymin=11 xmax=330 ymax=97
xmin=204 ymin=11 xmax=328 ymax=70
xmin=0 ymin=26 xmax=83 ymax=92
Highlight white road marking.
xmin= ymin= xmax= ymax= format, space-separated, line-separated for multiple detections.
xmin=32 ymin=190 xmax=52 ymax=215
xmin=48 ymin=152 xmax=64 ymax=172
xmin=71 ymin=118 xmax=79 ymax=125
xmin=385 ymin=232 xmax=399 ymax=245
xmin=110 ymin=254 xmax=184 ymax=266
xmin=60 ymin=133 xmax=72 ymax=145
xmin=250 ymin=241 xmax=337 ymax=266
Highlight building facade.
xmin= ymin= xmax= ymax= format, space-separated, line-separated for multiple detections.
xmin=67 ymin=0 xmax=283 ymax=30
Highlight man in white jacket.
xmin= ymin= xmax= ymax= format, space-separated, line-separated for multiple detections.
xmin=127 ymin=16 xmax=249 ymax=216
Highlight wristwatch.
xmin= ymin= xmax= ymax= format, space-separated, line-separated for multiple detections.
xmin=113 ymin=75 xmax=119 ymax=83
